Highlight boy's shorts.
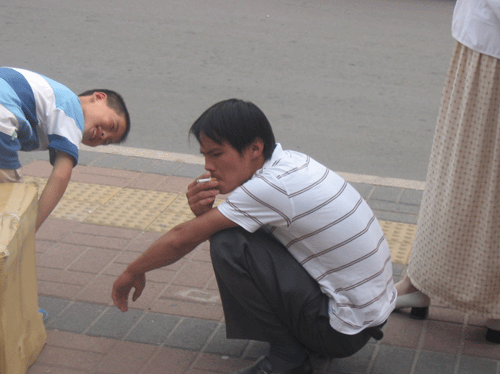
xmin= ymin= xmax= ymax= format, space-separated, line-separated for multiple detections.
xmin=0 ymin=168 xmax=23 ymax=183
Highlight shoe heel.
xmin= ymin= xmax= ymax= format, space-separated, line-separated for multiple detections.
xmin=409 ymin=306 xmax=428 ymax=320
xmin=486 ymin=328 xmax=500 ymax=344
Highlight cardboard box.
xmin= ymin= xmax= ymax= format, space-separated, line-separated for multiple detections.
xmin=0 ymin=183 xmax=46 ymax=374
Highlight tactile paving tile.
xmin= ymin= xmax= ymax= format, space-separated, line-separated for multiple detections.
xmin=50 ymin=200 xmax=101 ymax=222
xmin=162 ymin=195 xmax=194 ymax=215
xmin=147 ymin=194 xmax=194 ymax=233
xmin=84 ymin=204 xmax=163 ymax=230
xmin=379 ymin=220 xmax=417 ymax=265
xmin=147 ymin=195 xmax=227 ymax=232
xmin=112 ymin=188 xmax=179 ymax=211
xmin=147 ymin=211 xmax=195 ymax=233
xmin=83 ymin=189 xmax=178 ymax=231
xmin=61 ymin=182 xmax=121 ymax=204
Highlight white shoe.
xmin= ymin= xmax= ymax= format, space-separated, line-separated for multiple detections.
xmin=394 ymin=291 xmax=430 ymax=319
xmin=395 ymin=291 xmax=430 ymax=309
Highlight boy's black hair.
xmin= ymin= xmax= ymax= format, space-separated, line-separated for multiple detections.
xmin=189 ymin=99 xmax=276 ymax=160
xmin=78 ymin=89 xmax=131 ymax=143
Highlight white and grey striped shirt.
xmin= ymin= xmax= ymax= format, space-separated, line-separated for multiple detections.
xmin=217 ymin=143 xmax=396 ymax=335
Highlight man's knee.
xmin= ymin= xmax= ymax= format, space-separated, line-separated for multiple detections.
xmin=211 ymin=226 xmax=243 ymax=246
xmin=210 ymin=227 xmax=249 ymax=270
xmin=211 ymin=226 xmax=243 ymax=251
xmin=210 ymin=228 xmax=281 ymax=264
xmin=210 ymin=228 xmax=283 ymax=279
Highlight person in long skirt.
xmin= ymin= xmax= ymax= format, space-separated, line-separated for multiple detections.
xmin=394 ymin=0 xmax=500 ymax=344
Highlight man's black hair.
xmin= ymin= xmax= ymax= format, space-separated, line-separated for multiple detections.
xmin=78 ymin=89 xmax=131 ymax=143
xmin=189 ymin=99 xmax=276 ymax=160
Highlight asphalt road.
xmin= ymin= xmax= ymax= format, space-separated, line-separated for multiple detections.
xmin=2 ymin=0 xmax=456 ymax=181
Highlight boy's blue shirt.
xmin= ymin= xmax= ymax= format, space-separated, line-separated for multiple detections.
xmin=0 ymin=67 xmax=85 ymax=169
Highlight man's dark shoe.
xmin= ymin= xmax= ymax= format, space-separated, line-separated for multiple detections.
xmin=231 ymin=356 xmax=313 ymax=374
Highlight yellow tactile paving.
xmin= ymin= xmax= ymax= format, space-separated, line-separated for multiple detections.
xmin=379 ymin=220 xmax=417 ymax=265
xmin=161 ymin=195 xmax=195 ymax=215
xmin=31 ymin=178 xmax=415 ymax=265
xmin=60 ymin=182 xmax=121 ymax=204
xmin=84 ymin=189 xmax=178 ymax=231
xmin=84 ymin=204 xmax=162 ymax=231
xmin=107 ymin=188 xmax=178 ymax=212
xmin=147 ymin=211 xmax=195 ymax=233
xmin=51 ymin=200 xmax=101 ymax=222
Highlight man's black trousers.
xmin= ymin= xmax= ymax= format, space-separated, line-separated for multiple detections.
xmin=210 ymin=227 xmax=385 ymax=358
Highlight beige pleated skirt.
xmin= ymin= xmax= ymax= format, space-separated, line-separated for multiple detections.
xmin=407 ymin=42 xmax=500 ymax=318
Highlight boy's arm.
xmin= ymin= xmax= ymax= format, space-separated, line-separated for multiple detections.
xmin=112 ymin=207 xmax=238 ymax=312
xmin=36 ymin=151 xmax=74 ymax=230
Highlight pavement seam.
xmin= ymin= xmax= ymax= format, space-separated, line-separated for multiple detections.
xmin=82 ymin=306 xmax=112 ymax=336
xmin=408 ymin=319 xmax=429 ymax=374
xmin=365 ymin=184 xmax=376 ymax=201
xmin=395 ymin=188 xmax=405 ymax=204
xmin=453 ymin=314 xmax=468 ymax=374
xmin=190 ymin=322 xmax=227 ymax=372
xmin=157 ymin=315 xmax=187 ymax=349
xmin=69 ymin=240 xmax=122 ymax=307
xmin=117 ymin=308 xmax=149 ymax=342
xmin=365 ymin=343 xmax=380 ymax=374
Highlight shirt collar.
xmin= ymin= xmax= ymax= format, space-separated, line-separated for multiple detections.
xmin=259 ymin=143 xmax=283 ymax=173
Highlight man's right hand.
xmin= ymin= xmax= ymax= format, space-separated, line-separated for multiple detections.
xmin=186 ymin=173 xmax=219 ymax=216
xmin=112 ymin=270 xmax=146 ymax=312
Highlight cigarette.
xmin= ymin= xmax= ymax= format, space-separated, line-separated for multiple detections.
xmin=196 ymin=177 xmax=215 ymax=184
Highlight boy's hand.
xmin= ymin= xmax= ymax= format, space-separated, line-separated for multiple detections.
xmin=186 ymin=173 xmax=219 ymax=217
xmin=112 ymin=270 xmax=146 ymax=312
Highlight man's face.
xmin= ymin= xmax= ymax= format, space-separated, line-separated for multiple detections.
xmin=81 ymin=93 xmax=127 ymax=147
xmin=199 ymin=133 xmax=259 ymax=194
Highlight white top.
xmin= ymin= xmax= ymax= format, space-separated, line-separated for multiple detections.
xmin=452 ymin=0 xmax=500 ymax=59
xmin=217 ymin=144 xmax=396 ymax=335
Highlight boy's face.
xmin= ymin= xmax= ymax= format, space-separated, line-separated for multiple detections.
xmin=199 ymin=133 xmax=263 ymax=194
xmin=81 ymin=92 xmax=127 ymax=147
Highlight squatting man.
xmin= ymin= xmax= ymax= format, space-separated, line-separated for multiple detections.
xmin=112 ymin=99 xmax=396 ymax=374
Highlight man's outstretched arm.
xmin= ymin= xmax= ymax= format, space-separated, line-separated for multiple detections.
xmin=112 ymin=207 xmax=237 ymax=311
